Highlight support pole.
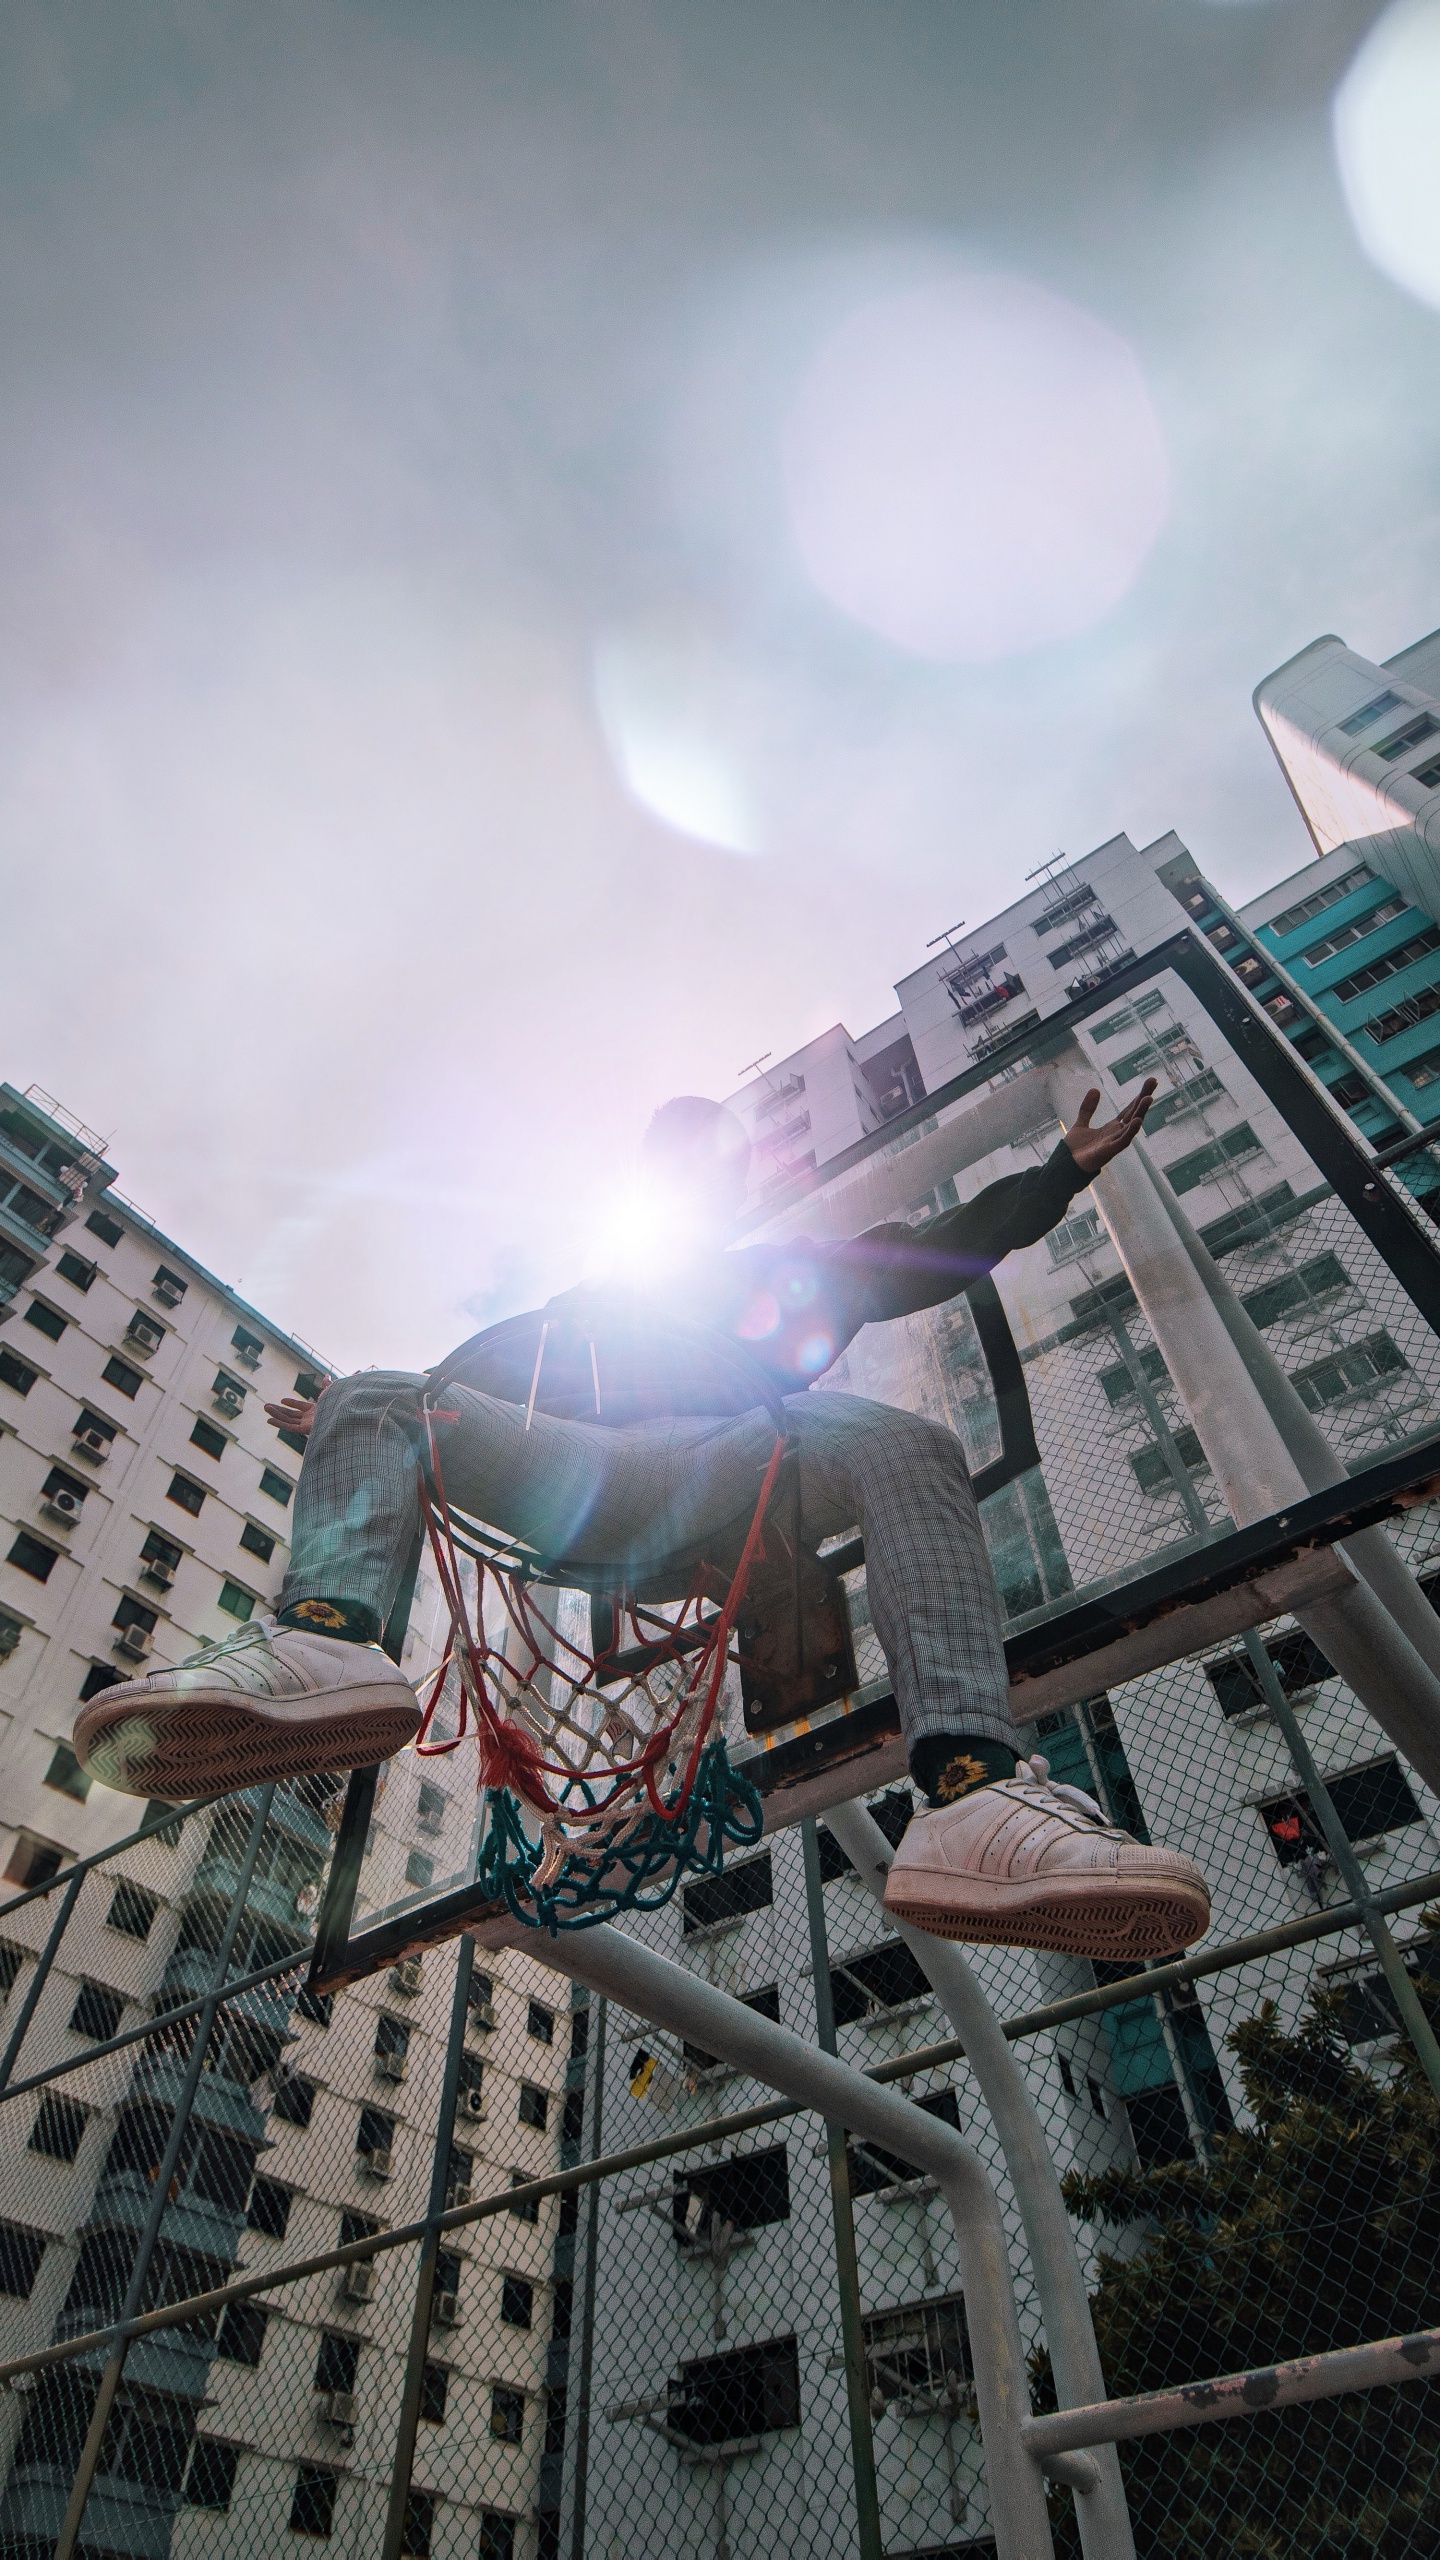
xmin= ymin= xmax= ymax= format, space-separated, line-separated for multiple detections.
xmin=0 ymin=1865 xmax=83 ymax=2092
xmin=824 ymin=1799 xmax=1135 ymax=2560
xmin=568 ymin=1996 xmax=606 ymax=2560
xmin=496 ymin=1919 xmax=1057 ymax=2560
xmin=800 ymin=1820 xmax=885 ymax=2560
xmin=379 ymin=1936 xmax=475 ymax=2560
xmin=52 ymin=1786 xmax=276 ymax=2560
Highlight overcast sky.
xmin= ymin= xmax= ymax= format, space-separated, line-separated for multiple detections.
xmin=4 ymin=0 xmax=1439 ymax=1372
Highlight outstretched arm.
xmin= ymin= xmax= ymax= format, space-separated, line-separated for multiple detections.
xmin=834 ymin=1079 xmax=1157 ymax=1325
xmin=264 ymin=1383 xmax=331 ymax=1439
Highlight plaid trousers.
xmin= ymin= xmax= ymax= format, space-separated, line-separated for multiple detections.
xmin=277 ymin=1371 xmax=1019 ymax=1754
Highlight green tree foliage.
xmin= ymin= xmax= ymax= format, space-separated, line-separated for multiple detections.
xmin=1036 ymin=1992 xmax=1440 ymax=2557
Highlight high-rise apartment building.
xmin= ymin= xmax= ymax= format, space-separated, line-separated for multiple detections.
xmin=0 ymin=1080 xmax=569 ymax=2560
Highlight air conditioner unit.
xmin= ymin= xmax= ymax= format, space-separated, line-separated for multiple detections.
xmin=467 ymin=2000 xmax=496 ymax=2033
xmin=315 ymin=2390 xmax=357 ymax=2428
xmin=142 ymin=1561 xmax=174 ymax=1590
xmin=126 ymin=1318 xmax=162 ymax=1352
xmin=360 ymin=2148 xmax=393 ymax=2180
xmin=430 ymin=2290 xmax=461 ymax=2328
xmin=115 ymin=1624 xmax=151 ymax=1661
xmin=152 ymin=1278 xmax=185 ymax=1308
xmin=213 ymin=1388 xmax=244 ymax=1419
xmin=72 ymin=1428 xmax=110 ymax=1461
xmin=447 ymin=2180 xmax=473 ymax=2209
xmin=43 ymin=1490 xmax=83 ymax=1524
xmin=456 ymin=2087 xmax=486 ymax=2122
xmin=389 ymin=1957 xmax=422 ymax=1995
xmin=234 ymin=1342 xmax=262 ymax=1370
xmin=341 ymin=2262 xmax=377 ymax=2303
xmin=375 ymin=2052 xmax=408 ymax=2083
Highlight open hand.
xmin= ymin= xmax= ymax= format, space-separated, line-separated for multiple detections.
xmin=264 ymin=1389 xmax=327 ymax=1438
xmin=1062 ymin=1081 xmax=1157 ymax=1179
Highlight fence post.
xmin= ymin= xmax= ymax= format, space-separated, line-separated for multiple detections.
xmin=800 ymin=1818 xmax=885 ymax=2560
xmin=51 ymin=1784 xmax=276 ymax=2560
xmin=380 ymin=1934 xmax=475 ymax=2560
xmin=1239 ymin=1630 xmax=1440 ymax=2101
xmin=567 ymin=1996 xmax=606 ymax=2560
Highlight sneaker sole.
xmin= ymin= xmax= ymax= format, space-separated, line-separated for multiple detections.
xmin=884 ymin=1878 xmax=1210 ymax=1963
xmin=73 ymin=1688 xmax=421 ymax=1803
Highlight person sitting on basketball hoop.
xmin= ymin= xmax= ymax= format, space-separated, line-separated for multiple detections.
xmin=74 ymin=1081 xmax=1208 ymax=1961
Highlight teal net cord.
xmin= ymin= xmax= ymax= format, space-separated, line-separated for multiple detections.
xmin=473 ymin=1738 xmax=764 ymax=1934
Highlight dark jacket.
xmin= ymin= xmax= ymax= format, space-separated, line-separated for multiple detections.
xmin=433 ymin=1140 xmax=1086 ymax=1423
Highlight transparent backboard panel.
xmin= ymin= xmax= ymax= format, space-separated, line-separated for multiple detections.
xmin=330 ymin=933 xmax=1440 ymax=1957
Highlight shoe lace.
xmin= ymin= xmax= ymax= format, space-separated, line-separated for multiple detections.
xmin=1017 ymin=1754 xmax=1108 ymax=1826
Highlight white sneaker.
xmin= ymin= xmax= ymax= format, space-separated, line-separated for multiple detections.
xmin=882 ymin=1755 xmax=1210 ymax=1962
xmin=73 ymin=1616 xmax=421 ymax=1804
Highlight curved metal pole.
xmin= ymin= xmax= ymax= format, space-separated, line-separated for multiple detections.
xmin=497 ymin=1918 xmax=1058 ymax=2560
xmin=824 ymin=1799 xmax=1135 ymax=2560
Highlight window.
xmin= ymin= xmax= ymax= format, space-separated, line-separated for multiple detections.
xmin=141 ymin=1528 xmax=183 ymax=1576
xmin=831 ymin=1940 xmax=931 ymax=2024
xmin=1164 ymin=1124 xmax=1263 ymax=1194
xmin=500 ymin=2273 xmax=534 ymax=2328
xmin=1207 ymin=1628 xmax=1333 ymax=1718
xmin=561 ymin=2088 xmax=584 ymax=2145
xmin=458 ymin=2052 xmax=484 ymax=2102
xmin=1298 ymin=898 xmax=1407 ymax=967
xmin=296 ymin=1985 xmax=334 ymax=2027
xmin=399 ymin=2489 xmax=436 ymax=2559
xmin=1375 ymin=711 xmax=1440 ymax=762
xmin=0 ymin=1607 xmax=24 ymax=1661
xmin=0 ymin=1348 xmax=36 ymax=1394
xmin=518 ymin=2084 xmax=549 ymax=2131
xmin=404 ymin=1850 xmax=433 ymax=1889
xmin=479 ymin=2515 xmax=516 ymax=2560
xmin=240 ymin=1520 xmax=276 ymax=1563
xmin=848 ymin=2089 xmax=962 ymax=2197
xmin=69 ymin=1982 xmax=123 ymax=2042
xmin=683 ymin=1851 xmax=773 ymax=1934
xmin=675 ymin=2148 xmax=791 ymax=2243
xmin=106 ymin=1880 xmax=158 ymax=1940
xmin=417 ymin=1780 xmax=446 ymax=1828
xmin=1366 ymin=979 xmax=1440 ymax=1044
xmin=1338 ymin=692 xmax=1400 ymax=736
xmin=41 ymin=1463 xmax=89 ymax=1514
xmin=7 ymin=1531 xmax=59 ymax=1582
xmin=1046 ymin=1206 xmax=1102 ymax=1263
xmin=490 ymin=2385 xmax=526 ymax=2444
xmin=102 ymin=1355 xmax=143 ymax=1399
xmin=5 ymin=1832 xmax=65 ymax=1888
xmin=46 ymin=1744 xmax=92 ymax=1803
xmin=216 ymin=2299 xmax=269 ymax=2365
xmin=75 ymin=1407 xmax=118 ymax=1452
xmin=1057 ymin=2052 xmax=1076 ymax=2096
xmin=1130 ymin=1427 xmax=1210 ymax=1494
xmin=862 ymin=2295 xmax=970 ymax=2413
xmin=55 ymin=1250 xmax=95 ymax=1291
xmin=86 ymin=1208 xmax=124 ymax=1248
xmin=1239 ymin=1254 xmax=1350 ymax=1330
xmin=154 ymin=1265 xmax=188 ymax=1301
xmin=289 ymin=2464 xmax=339 ymax=2537
xmin=190 ymin=1416 xmax=226 ymax=1460
xmin=356 ymin=2105 xmax=395 ymax=2163
xmin=1290 ymin=1330 xmax=1409 ymax=1411
xmin=508 ymin=2172 xmax=539 ymax=2224
xmin=78 ymin=1664 xmax=120 ymax=1702
xmin=168 ymin=1471 xmax=206 ymax=1516
xmin=23 ymin=1301 xmax=65 ymax=1342
xmin=1260 ymin=1755 xmax=1421 ymax=1866
xmin=30 ymin=2094 xmax=87 ymax=2161
xmin=247 ymin=2175 xmax=293 ymax=2238
xmin=0 ymin=2220 xmax=46 ymax=2298
xmin=374 ymin=2014 xmax=410 ymax=2069
xmin=420 ymin=2362 xmax=449 ymax=2424
xmin=1096 ymin=1343 xmax=1167 ymax=1406
xmin=1197 ymin=1183 xmax=1298 ymax=1258
xmin=1332 ymin=925 xmax=1440 ymax=1003
xmin=1401 ymin=1044 xmax=1440 ymax=1088
xmin=184 ymin=2439 xmax=240 ymax=2511
xmin=0 ymin=1943 xmax=22 ymax=1997
xmin=1142 ymin=1069 xmax=1226 ymax=1132
xmin=668 ymin=2336 xmax=801 ymax=2445
xmin=445 ymin=2147 xmax=473 ymax=2207
xmin=527 ymin=1998 xmax=554 ymax=2043
xmin=260 ymin=1466 xmax=295 ymax=1506
xmin=272 ymin=2073 xmax=317 ymax=2127
xmin=218 ymin=1579 xmax=255 ymax=1621
xmin=315 ymin=2331 xmax=360 ymax=2394
xmin=232 ymin=1324 xmax=263 ymax=1362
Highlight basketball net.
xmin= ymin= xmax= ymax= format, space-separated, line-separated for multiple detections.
xmin=409 ymin=1400 xmax=780 ymax=1929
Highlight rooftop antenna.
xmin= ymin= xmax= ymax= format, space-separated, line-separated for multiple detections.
xmin=1024 ymin=850 xmax=1072 ymax=885
xmin=925 ymin=921 xmax=967 ymax=954
xmin=736 ymin=1052 xmax=773 ymax=1082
